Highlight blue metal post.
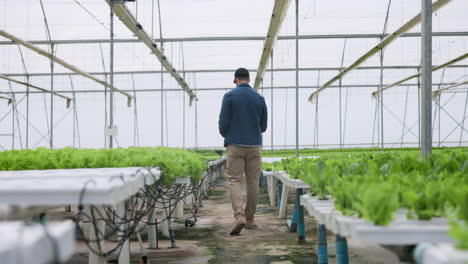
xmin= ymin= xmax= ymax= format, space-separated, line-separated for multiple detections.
xmin=318 ymin=224 xmax=328 ymax=264
xmin=335 ymin=235 xmax=349 ymax=264
xmin=277 ymin=183 xmax=283 ymax=209
xmin=296 ymin=188 xmax=305 ymax=243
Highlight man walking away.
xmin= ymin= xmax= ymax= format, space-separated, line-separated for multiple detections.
xmin=218 ymin=67 xmax=268 ymax=235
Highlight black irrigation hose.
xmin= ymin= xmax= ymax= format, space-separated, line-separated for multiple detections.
xmin=67 ymin=160 xmax=226 ymax=258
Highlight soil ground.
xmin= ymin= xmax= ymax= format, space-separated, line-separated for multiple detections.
xmin=68 ymin=181 xmax=402 ymax=264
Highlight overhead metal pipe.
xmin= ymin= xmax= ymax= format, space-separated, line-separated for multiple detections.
xmin=0 ymin=74 xmax=71 ymax=108
xmin=4 ymin=82 xmax=458 ymax=94
xmin=307 ymin=0 xmax=453 ymax=103
xmin=433 ymin=79 xmax=468 ymax=98
xmin=0 ymin=29 xmax=133 ymax=106
xmin=253 ymin=0 xmax=291 ymax=91
xmin=4 ymin=64 xmax=468 ymax=78
xmin=1 ymin=31 xmax=467 ymax=45
xmin=105 ymin=0 xmax=197 ymax=104
xmin=0 ymin=95 xmax=12 ymax=105
xmin=372 ymin=52 xmax=468 ymax=97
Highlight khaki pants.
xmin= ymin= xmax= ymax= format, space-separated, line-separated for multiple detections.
xmin=225 ymin=145 xmax=262 ymax=220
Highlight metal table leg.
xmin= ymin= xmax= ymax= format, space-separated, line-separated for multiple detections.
xmin=277 ymin=182 xmax=282 ymax=209
xmin=116 ymin=201 xmax=130 ymax=264
xmin=87 ymin=205 xmax=107 ymax=264
xmin=318 ymin=224 xmax=328 ymax=264
xmin=296 ymin=188 xmax=305 ymax=243
xmin=278 ymin=184 xmax=289 ymax=218
xmin=335 ymin=235 xmax=349 ymax=264
xmin=270 ymin=177 xmax=278 ymax=207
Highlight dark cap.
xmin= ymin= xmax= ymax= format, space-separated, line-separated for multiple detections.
xmin=234 ymin=67 xmax=250 ymax=78
xmin=234 ymin=67 xmax=250 ymax=83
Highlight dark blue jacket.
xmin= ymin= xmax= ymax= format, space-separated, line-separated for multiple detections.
xmin=218 ymin=83 xmax=268 ymax=147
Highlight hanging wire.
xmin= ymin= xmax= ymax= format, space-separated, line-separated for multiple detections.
xmin=73 ymin=0 xmax=110 ymax=32
xmin=194 ymin=73 xmax=199 ymax=149
xmin=314 ymin=70 xmax=320 ymax=148
xmin=131 ymin=74 xmax=140 ymax=147
xmin=338 ymin=38 xmax=347 ymax=148
xmin=460 ymin=91 xmax=468 ymax=146
xmin=7 ymin=82 xmax=23 ymax=149
xmin=401 ymin=86 xmax=410 ymax=147
xmin=283 ymin=88 xmax=288 ymax=148
xmin=69 ymin=76 xmax=81 ymax=148
xmin=377 ymin=0 xmax=392 ymax=149
xmin=98 ymin=43 xmax=109 ymax=148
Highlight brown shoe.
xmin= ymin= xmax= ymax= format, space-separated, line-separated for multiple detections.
xmin=245 ymin=219 xmax=257 ymax=229
xmin=229 ymin=213 xmax=246 ymax=235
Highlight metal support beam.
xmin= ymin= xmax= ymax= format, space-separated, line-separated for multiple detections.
xmin=0 ymin=29 xmax=133 ymax=106
xmin=1 ymin=31 xmax=467 ymax=46
xmin=307 ymin=0 xmax=452 ymax=102
xmin=0 ymin=74 xmax=71 ymax=107
xmin=373 ymin=52 xmax=468 ymax=97
xmin=270 ymin=51 xmax=274 ymax=154
xmin=105 ymin=0 xmax=197 ymax=103
xmin=109 ymin=2 xmax=115 ymax=149
xmin=4 ymin=65 xmax=468 ymax=78
xmin=421 ymin=0 xmax=433 ymax=156
xmin=253 ymin=0 xmax=291 ymax=90
xmin=295 ymin=0 xmax=299 ymax=157
xmin=4 ymin=82 xmax=458 ymax=94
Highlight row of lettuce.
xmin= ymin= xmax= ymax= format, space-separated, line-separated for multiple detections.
xmin=263 ymin=148 xmax=468 ymax=250
xmin=0 ymin=147 xmax=219 ymax=186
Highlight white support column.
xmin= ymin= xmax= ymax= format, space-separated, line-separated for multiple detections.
xmin=87 ymin=206 xmax=107 ymax=264
xmin=158 ymin=199 xmax=170 ymax=238
xmin=116 ymin=201 xmax=130 ymax=264
xmin=270 ymin=177 xmax=278 ymax=207
xmin=147 ymin=206 xmax=158 ymax=249
xmin=279 ymin=184 xmax=289 ymax=218
xmin=266 ymin=174 xmax=272 ymax=204
xmin=175 ymin=199 xmax=184 ymax=219
xmin=184 ymin=194 xmax=194 ymax=209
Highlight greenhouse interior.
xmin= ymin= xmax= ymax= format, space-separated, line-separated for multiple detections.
xmin=0 ymin=0 xmax=467 ymax=263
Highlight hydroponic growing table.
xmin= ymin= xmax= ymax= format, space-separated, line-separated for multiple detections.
xmin=263 ymin=156 xmax=311 ymax=243
xmin=0 ymin=167 xmax=161 ymax=264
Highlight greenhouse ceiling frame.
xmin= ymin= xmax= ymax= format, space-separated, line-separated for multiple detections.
xmin=105 ymin=0 xmax=197 ymax=104
xmin=0 ymin=31 xmax=466 ymax=46
xmin=0 ymin=29 xmax=133 ymax=107
xmin=307 ymin=0 xmax=452 ymax=103
xmin=253 ymin=0 xmax=291 ymax=91
xmin=1 ymin=0 xmax=467 ymax=151
xmin=433 ymin=80 xmax=468 ymax=98
xmin=5 ymin=82 xmax=459 ymax=95
xmin=372 ymin=52 xmax=468 ymax=97
xmin=3 ymin=64 xmax=468 ymax=78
